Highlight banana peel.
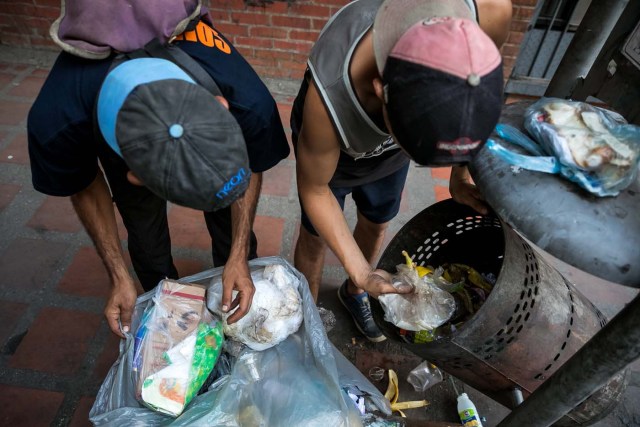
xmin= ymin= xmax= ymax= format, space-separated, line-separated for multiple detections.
xmin=401 ymin=250 xmax=433 ymax=278
xmin=384 ymin=369 xmax=429 ymax=417
xmin=444 ymin=263 xmax=493 ymax=292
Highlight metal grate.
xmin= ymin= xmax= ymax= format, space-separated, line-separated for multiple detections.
xmin=506 ymin=0 xmax=591 ymax=96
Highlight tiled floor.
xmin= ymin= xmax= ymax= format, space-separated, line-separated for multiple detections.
xmin=0 ymin=46 xmax=638 ymax=426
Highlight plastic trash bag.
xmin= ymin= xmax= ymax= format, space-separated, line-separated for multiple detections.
xmin=89 ymin=256 xmax=391 ymax=426
xmin=487 ymin=98 xmax=640 ymax=197
xmin=378 ymin=263 xmax=456 ymax=331
xmin=208 ymin=263 xmax=303 ymax=351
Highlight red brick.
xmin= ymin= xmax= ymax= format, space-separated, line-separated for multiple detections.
xmin=249 ymin=26 xmax=288 ymax=39
xmin=0 ymin=99 xmax=31 ymax=125
xmin=0 ymin=183 xmax=21 ymax=211
xmin=290 ymin=4 xmax=332 ymax=18
xmin=0 ymin=132 xmax=29 ymax=165
xmin=57 ymin=246 xmax=111 ymax=298
xmin=262 ymin=1 xmax=289 ymax=14
xmin=254 ymin=48 xmax=292 ymax=61
xmin=167 ymin=205 xmax=211 ymax=251
xmin=33 ymin=4 xmax=60 ymax=19
xmin=68 ymin=396 xmax=95 ymax=427
xmin=501 ymin=44 xmax=523 ymax=58
xmin=230 ymin=11 xmax=270 ymax=26
xmin=0 ymin=3 xmax=38 ymax=16
xmin=234 ymin=36 xmax=273 ymax=49
xmin=254 ymin=215 xmax=284 ymax=257
xmin=433 ymin=184 xmax=451 ymax=202
xmin=34 ymin=0 xmax=61 ymax=7
xmin=289 ymin=29 xmax=321 ymax=42
xmin=279 ymin=60 xmax=307 ymax=72
xmin=0 ymin=385 xmax=64 ymax=427
xmin=214 ymin=22 xmax=249 ymax=37
xmin=0 ymin=238 xmax=70 ymax=291
xmin=431 ymin=166 xmax=452 ymax=181
xmin=0 ymin=300 xmax=28 ymax=348
xmin=28 ymin=196 xmax=83 ymax=233
xmin=313 ymin=18 xmax=330 ymax=31
xmin=207 ymin=9 xmax=232 ymax=24
xmin=10 ymin=307 xmax=102 ymax=375
xmin=262 ymin=162 xmax=293 ymax=197
xmin=272 ymin=15 xmax=312 ymax=30
xmin=273 ymin=39 xmax=312 ymax=54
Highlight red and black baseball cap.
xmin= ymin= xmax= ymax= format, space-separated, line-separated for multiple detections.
xmin=373 ymin=0 xmax=504 ymax=166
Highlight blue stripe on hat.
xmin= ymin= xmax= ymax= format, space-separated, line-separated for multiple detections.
xmin=97 ymin=58 xmax=196 ymax=157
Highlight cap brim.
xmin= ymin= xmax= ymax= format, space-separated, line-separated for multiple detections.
xmin=373 ymin=0 xmax=476 ymax=74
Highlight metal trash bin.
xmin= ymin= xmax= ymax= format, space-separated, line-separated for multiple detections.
xmin=372 ymin=199 xmax=627 ymax=426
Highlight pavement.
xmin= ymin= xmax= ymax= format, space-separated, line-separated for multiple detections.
xmin=0 ymin=45 xmax=638 ymax=427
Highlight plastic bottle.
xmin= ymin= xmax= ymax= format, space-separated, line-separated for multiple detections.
xmin=457 ymin=392 xmax=484 ymax=427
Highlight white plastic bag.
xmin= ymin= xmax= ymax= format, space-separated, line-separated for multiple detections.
xmin=378 ymin=264 xmax=456 ymax=331
xmin=208 ymin=264 xmax=303 ymax=351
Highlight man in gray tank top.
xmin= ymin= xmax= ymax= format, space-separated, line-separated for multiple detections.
xmin=291 ymin=0 xmax=512 ymax=341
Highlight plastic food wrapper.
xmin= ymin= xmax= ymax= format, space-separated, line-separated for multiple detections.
xmin=132 ymin=279 xmax=224 ymax=416
xmin=89 ymin=257 xmax=391 ymax=426
xmin=488 ymin=98 xmax=640 ymax=197
xmin=378 ymin=263 xmax=456 ymax=331
xmin=208 ymin=263 xmax=303 ymax=351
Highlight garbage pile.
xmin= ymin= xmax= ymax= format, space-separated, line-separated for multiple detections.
xmin=89 ymin=257 xmax=396 ymax=426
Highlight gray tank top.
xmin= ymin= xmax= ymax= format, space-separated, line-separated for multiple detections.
xmin=307 ymin=0 xmax=394 ymax=159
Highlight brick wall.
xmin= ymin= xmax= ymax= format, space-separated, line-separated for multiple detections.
xmin=0 ymin=0 xmax=533 ymax=82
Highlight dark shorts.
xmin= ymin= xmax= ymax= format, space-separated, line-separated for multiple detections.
xmin=301 ymin=161 xmax=410 ymax=236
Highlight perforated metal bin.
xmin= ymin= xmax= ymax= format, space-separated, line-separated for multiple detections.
xmin=372 ymin=199 xmax=627 ymax=426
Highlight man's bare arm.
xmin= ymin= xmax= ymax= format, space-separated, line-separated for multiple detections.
xmin=70 ymin=172 xmax=138 ymax=338
xmin=222 ymin=171 xmax=261 ymax=324
xmin=296 ymin=82 xmax=404 ymax=297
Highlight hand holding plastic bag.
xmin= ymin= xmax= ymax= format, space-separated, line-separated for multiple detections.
xmin=208 ymin=264 xmax=303 ymax=351
xmin=378 ymin=263 xmax=456 ymax=331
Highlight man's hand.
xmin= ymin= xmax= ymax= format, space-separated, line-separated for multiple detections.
xmin=355 ymin=269 xmax=413 ymax=299
xmin=104 ymin=280 xmax=138 ymax=338
xmin=221 ymin=258 xmax=255 ymax=324
xmin=449 ymin=165 xmax=489 ymax=215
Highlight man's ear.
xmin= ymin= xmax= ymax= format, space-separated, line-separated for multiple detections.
xmin=372 ymin=77 xmax=385 ymax=102
xmin=126 ymin=171 xmax=144 ymax=186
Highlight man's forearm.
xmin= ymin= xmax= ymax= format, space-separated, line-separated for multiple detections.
xmin=70 ymin=172 xmax=131 ymax=286
xmin=228 ymin=172 xmax=262 ymax=261
xmin=301 ymin=186 xmax=372 ymax=286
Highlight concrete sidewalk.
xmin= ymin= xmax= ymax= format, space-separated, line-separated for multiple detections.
xmin=0 ymin=45 xmax=638 ymax=426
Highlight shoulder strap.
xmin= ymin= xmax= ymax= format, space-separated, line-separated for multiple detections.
xmin=139 ymin=38 xmax=222 ymax=97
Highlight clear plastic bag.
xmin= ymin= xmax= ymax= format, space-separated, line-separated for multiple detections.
xmin=132 ymin=280 xmax=224 ymax=416
xmin=407 ymin=361 xmax=443 ymax=393
xmin=378 ymin=263 xmax=456 ymax=331
xmin=488 ymin=98 xmax=640 ymax=197
xmin=89 ymin=256 xmax=391 ymax=426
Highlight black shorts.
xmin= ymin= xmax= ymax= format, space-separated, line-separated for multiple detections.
xmin=300 ymin=161 xmax=410 ymax=236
